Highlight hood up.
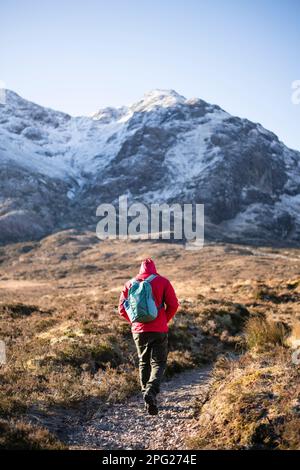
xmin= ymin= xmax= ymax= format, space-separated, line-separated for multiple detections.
xmin=138 ymin=258 xmax=157 ymax=276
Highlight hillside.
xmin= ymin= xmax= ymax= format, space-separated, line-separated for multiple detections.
xmin=0 ymin=233 xmax=299 ymax=449
xmin=1 ymin=89 xmax=300 ymax=244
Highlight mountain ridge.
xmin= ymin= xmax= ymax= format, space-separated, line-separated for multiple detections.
xmin=0 ymin=88 xmax=299 ymax=244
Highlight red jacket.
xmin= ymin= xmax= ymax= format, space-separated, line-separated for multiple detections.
xmin=118 ymin=258 xmax=179 ymax=333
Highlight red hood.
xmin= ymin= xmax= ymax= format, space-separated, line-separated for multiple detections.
xmin=138 ymin=258 xmax=157 ymax=276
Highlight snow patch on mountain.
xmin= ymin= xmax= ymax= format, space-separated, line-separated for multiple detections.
xmin=165 ymin=108 xmax=229 ymax=184
xmin=0 ymin=88 xmax=300 ymax=244
xmin=131 ymin=89 xmax=186 ymax=112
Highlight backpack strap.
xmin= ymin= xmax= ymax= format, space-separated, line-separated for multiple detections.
xmin=144 ymin=274 xmax=157 ymax=283
xmin=144 ymin=274 xmax=164 ymax=309
xmin=129 ymin=277 xmax=138 ymax=286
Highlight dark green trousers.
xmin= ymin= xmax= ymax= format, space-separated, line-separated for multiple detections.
xmin=132 ymin=332 xmax=168 ymax=398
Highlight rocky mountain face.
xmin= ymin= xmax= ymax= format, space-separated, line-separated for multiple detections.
xmin=0 ymin=88 xmax=299 ymax=244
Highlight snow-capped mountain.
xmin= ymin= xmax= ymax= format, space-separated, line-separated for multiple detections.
xmin=0 ymin=88 xmax=300 ymax=244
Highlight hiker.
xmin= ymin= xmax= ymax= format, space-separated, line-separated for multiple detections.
xmin=118 ymin=258 xmax=179 ymax=415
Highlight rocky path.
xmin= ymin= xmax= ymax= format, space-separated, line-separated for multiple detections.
xmin=66 ymin=367 xmax=212 ymax=450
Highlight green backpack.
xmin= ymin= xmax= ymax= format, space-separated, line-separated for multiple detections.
xmin=124 ymin=274 xmax=162 ymax=323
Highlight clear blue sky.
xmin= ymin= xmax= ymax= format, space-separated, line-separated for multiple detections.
xmin=1 ymin=0 xmax=300 ymax=150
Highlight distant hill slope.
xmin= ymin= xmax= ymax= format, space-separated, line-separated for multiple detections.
xmin=0 ymin=88 xmax=300 ymax=244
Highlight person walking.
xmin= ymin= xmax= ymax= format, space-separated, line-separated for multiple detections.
xmin=118 ymin=258 xmax=179 ymax=415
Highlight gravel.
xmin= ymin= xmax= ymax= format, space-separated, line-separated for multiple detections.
xmin=67 ymin=367 xmax=212 ymax=450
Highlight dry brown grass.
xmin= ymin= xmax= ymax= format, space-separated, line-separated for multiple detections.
xmin=187 ymin=348 xmax=300 ymax=450
xmin=0 ymin=231 xmax=299 ymax=448
xmin=0 ymin=419 xmax=65 ymax=449
xmin=245 ymin=316 xmax=289 ymax=351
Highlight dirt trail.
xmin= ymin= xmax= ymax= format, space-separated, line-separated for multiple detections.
xmin=64 ymin=367 xmax=212 ymax=450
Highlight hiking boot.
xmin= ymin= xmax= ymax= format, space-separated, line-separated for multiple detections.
xmin=146 ymin=402 xmax=158 ymax=415
xmin=144 ymin=393 xmax=158 ymax=415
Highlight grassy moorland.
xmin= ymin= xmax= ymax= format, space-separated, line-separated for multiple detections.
xmin=188 ymin=347 xmax=299 ymax=450
xmin=0 ymin=230 xmax=299 ymax=449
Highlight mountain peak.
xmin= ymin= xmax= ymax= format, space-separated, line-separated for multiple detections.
xmin=1 ymin=87 xmax=300 ymax=244
xmin=131 ymin=89 xmax=186 ymax=112
xmin=143 ymin=88 xmax=185 ymax=101
xmin=92 ymin=89 xmax=187 ymax=123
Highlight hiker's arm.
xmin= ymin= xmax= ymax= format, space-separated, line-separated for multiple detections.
xmin=118 ymin=282 xmax=131 ymax=323
xmin=164 ymin=280 xmax=179 ymax=323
